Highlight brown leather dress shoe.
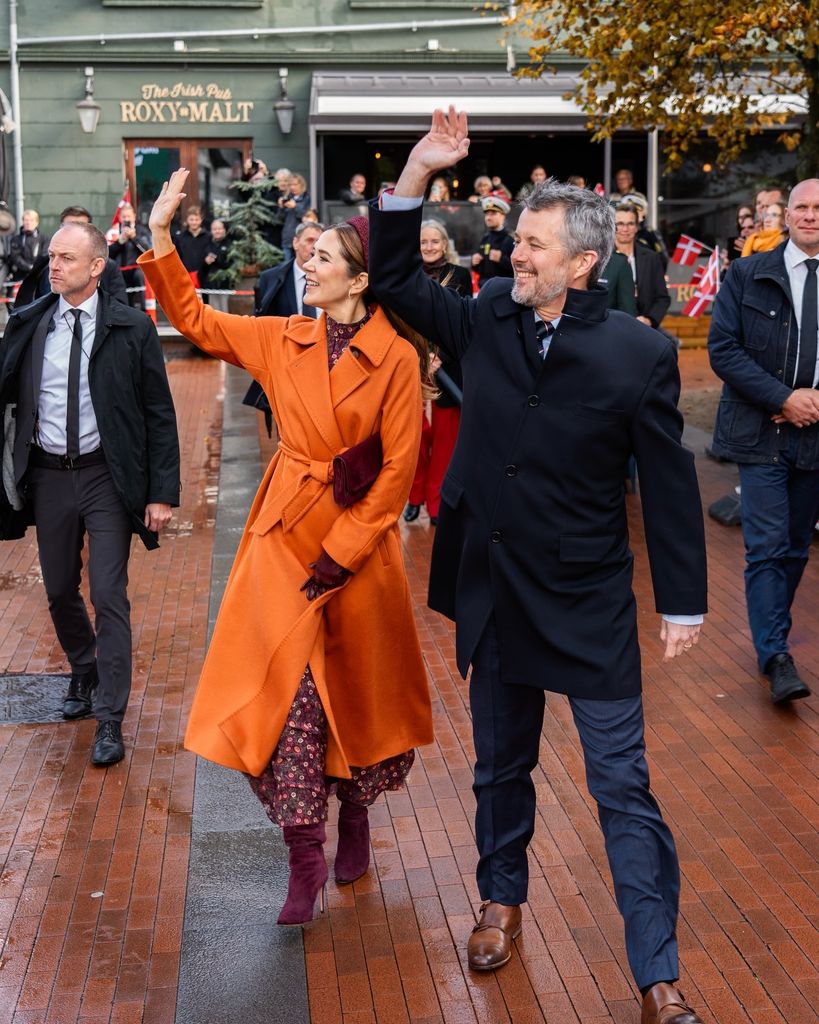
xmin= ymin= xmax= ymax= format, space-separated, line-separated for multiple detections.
xmin=641 ymin=983 xmax=703 ymax=1024
xmin=467 ymin=901 xmax=522 ymax=971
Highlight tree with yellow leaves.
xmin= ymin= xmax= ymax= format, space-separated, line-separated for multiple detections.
xmin=510 ymin=2 xmax=818 ymax=178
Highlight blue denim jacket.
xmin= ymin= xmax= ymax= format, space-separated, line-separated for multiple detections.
xmin=708 ymin=242 xmax=819 ymax=468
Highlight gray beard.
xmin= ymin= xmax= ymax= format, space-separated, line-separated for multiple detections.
xmin=511 ymin=276 xmax=567 ymax=308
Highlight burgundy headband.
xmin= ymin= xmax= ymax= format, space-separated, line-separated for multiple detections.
xmin=345 ymin=215 xmax=370 ymax=267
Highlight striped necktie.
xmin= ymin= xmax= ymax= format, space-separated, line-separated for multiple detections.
xmin=535 ymin=319 xmax=556 ymax=358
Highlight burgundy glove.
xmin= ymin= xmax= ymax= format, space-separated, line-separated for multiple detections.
xmin=300 ymin=550 xmax=352 ymax=601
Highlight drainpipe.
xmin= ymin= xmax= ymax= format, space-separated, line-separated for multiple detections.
xmin=8 ymin=0 xmax=25 ymax=222
xmin=647 ymin=128 xmax=659 ymax=229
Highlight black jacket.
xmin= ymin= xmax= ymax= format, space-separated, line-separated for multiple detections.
xmin=108 ymin=224 xmax=151 ymax=269
xmin=14 ymin=256 xmax=128 ymax=309
xmin=370 ymin=203 xmax=707 ymax=699
xmin=254 ymin=259 xmax=298 ymax=318
xmin=475 ymin=228 xmax=514 ymax=286
xmin=430 ymin=262 xmax=472 ymax=408
xmin=0 ymin=289 xmax=180 ymax=547
xmin=708 ymin=241 xmax=819 ymax=468
xmin=632 ymin=244 xmax=671 ymax=327
xmin=8 ymin=229 xmax=49 ymax=279
xmin=174 ymin=228 xmax=211 ymax=274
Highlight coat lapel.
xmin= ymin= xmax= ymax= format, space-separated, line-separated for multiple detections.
xmin=285 ymin=317 xmax=344 ymax=452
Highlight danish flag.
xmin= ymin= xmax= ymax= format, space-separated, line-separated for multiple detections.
xmin=682 ymin=248 xmax=721 ymax=317
xmin=594 ymin=182 xmax=606 ymax=196
xmin=672 ymin=234 xmax=705 ymax=266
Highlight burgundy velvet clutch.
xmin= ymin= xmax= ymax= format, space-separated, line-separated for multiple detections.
xmin=332 ymin=433 xmax=383 ymax=508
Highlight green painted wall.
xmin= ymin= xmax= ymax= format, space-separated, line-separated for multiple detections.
xmin=1 ymin=0 xmax=511 ymax=227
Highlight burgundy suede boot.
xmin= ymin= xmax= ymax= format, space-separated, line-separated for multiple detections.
xmin=277 ymin=822 xmax=329 ymax=925
xmin=334 ymin=800 xmax=370 ymax=884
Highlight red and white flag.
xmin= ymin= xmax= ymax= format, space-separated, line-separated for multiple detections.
xmin=106 ymin=186 xmax=132 ymax=244
xmin=682 ymin=248 xmax=720 ymax=317
xmin=594 ymin=182 xmax=606 ymax=197
xmin=672 ymin=234 xmax=705 ymax=266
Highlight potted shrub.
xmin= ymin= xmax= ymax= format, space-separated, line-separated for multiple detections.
xmin=214 ymin=175 xmax=283 ymax=313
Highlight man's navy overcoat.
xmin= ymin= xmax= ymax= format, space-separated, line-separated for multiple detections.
xmin=370 ymin=204 xmax=707 ymax=700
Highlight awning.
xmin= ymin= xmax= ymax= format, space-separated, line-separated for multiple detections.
xmin=309 ymin=71 xmax=589 ymax=133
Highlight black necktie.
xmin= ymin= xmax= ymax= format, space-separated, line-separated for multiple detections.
xmin=66 ymin=309 xmax=83 ymax=459
xmin=535 ymin=320 xmax=556 ymax=358
xmin=795 ymin=258 xmax=818 ymax=388
xmin=301 ymin=281 xmax=317 ymax=319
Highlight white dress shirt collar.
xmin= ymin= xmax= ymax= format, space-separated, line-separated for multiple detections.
xmin=56 ymin=289 xmax=99 ymax=324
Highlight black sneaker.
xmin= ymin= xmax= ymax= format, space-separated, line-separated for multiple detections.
xmin=91 ymin=721 xmax=125 ymax=766
xmin=62 ymin=664 xmax=98 ymax=719
xmin=765 ymin=654 xmax=811 ymax=705
xmin=403 ymin=503 xmax=421 ymax=523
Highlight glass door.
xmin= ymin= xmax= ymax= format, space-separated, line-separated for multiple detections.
xmin=125 ymin=138 xmax=252 ymax=227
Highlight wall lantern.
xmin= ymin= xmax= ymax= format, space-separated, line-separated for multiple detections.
xmin=273 ymin=67 xmax=295 ymax=136
xmin=75 ymin=66 xmax=101 ymax=135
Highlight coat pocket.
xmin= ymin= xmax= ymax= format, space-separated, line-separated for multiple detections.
xmin=559 ymin=534 xmax=616 ymax=563
xmin=439 ymin=473 xmax=465 ymax=510
xmin=574 ymin=403 xmax=625 ymax=422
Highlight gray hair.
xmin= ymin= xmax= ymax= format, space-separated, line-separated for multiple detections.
xmin=295 ymin=220 xmax=324 ymax=239
xmin=57 ymin=221 xmax=109 ymax=263
xmin=523 ymin=179 xmax=614 ymax=287
xmin=420 ymin=217 xmax=458 ymax=264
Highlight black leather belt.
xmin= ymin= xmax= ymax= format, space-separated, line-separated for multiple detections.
xmin=30 ymin=446 xmax=106 ymax=470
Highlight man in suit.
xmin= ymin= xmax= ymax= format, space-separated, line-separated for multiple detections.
xmin=243 ymin=220 xmax=324 ymax=428
xmin=254 ymin=219 xmax=324 ymax=318
xmin=14 ymin=206 xmax=127 ymax=309
xmin=0 ymin=221 xmax=180 ymax=766
xmin=615 ymin=204 xmax=671 ymax=330
xmin=369 ymin=109 xmax=707 ymax=1024
xmin=709 ymin=178 xmax=819 ymax=704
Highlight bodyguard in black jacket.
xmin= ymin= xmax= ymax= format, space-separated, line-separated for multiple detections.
xmin=0 ymin=221 xmax=180 ymax=767
xmin=369 ymin=110 xmax=707 ymax=1024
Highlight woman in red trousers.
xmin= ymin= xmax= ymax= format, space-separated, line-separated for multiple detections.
xmin=404 ymin=219 xmax=472 ymax=525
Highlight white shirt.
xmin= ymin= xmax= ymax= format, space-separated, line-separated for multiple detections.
xmin=293 ymin=260 xmax=308 ymax=315
xmin=783 ymin=239 xmax=819 ymax=388
xmin=380 ymin=190 xmax=702 ymax=626
xmin=37 ymin=292 xmax=101 ymax=455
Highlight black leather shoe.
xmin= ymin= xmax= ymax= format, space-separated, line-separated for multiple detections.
xmin=429 ymin=516 xmax=438 ymax=526
xmin=403 ymin=503 xmax=421 ymax=522
xmin=765 ymin=653 xmax=811 ymax=704
xmin=91 ymin=721 xmax=125 ymax=766
xmin=62 ymin=665 xmax=98 ymax=720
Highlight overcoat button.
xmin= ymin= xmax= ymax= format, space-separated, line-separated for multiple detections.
xmin=505 ymin=465 xmax=517 ymax=477
xmin=528 ymin=395 xmax=539 ymax=407
xmin=490 ymin=530 xmax=502 ymax=543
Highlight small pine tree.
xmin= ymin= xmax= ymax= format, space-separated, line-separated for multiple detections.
xmin=212 ymin=176 xmax=283 ymax=287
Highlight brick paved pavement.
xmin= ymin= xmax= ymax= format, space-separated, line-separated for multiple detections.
xmin=0 ymin=348 xmax=817 ymax=1023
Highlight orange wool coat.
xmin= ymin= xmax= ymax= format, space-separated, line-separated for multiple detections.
xmin=138 ymin=248 xmax=433 ymax=778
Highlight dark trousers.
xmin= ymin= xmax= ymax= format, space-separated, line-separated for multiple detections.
xmin=470 ymin=619 xmax=680 ymax=991
xmin=738 ymin=429 xmax=819 ymax=671
xmin=29 ymin=462 xmax=134 ymax=722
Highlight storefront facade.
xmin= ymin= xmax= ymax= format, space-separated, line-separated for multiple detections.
xmin=0 ymin=1 xmax=801 ymax=255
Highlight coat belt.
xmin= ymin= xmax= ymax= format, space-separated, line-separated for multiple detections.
xmin=277 ymin=439 xmax=334 ymax=484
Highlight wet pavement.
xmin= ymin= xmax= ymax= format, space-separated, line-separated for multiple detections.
xmin=0 ymin=344 xmax=816 ymax=1024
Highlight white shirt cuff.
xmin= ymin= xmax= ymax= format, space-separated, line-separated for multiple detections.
xmin=381 ymin=192 xmax=424 ymax=211
xmin=661 ymin=614 xmax=704 ymax=625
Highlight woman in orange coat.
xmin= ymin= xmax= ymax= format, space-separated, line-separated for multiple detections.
xmin=139 ymin=169 xmax=433 ymax=925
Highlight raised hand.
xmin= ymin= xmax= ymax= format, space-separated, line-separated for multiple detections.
xmin=148 ymin=168 xmax=190 ymax=235
xmin=395 ymin=107 xmax=470 ymax=196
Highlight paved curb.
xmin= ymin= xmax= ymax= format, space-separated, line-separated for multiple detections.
xmin=176 ymin=363 xmax=309 ymax=1024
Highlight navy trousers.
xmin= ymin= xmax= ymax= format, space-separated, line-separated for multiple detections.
xmin=738 ymin=428 xmax=819 ymax=671
xmin=470 ymin=619 xmax=680 ymax=991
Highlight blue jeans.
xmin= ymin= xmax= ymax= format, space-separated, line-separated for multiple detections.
xmin=738 ymin=429 xmax=819 ymax=671
xmin=470 ymin=619 xmax=680 ymax=990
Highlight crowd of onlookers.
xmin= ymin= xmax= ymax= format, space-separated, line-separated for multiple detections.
xmin=0 ymin=161 xmax=792 ymax=326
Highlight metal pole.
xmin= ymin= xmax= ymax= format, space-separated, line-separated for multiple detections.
xmin=9 ymin=0 xmax=25 ymax=222
xmin=647 ymin=128 xmax=659 ymax=229
xmin=603 ymin=136 xmax=612 ymax=198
